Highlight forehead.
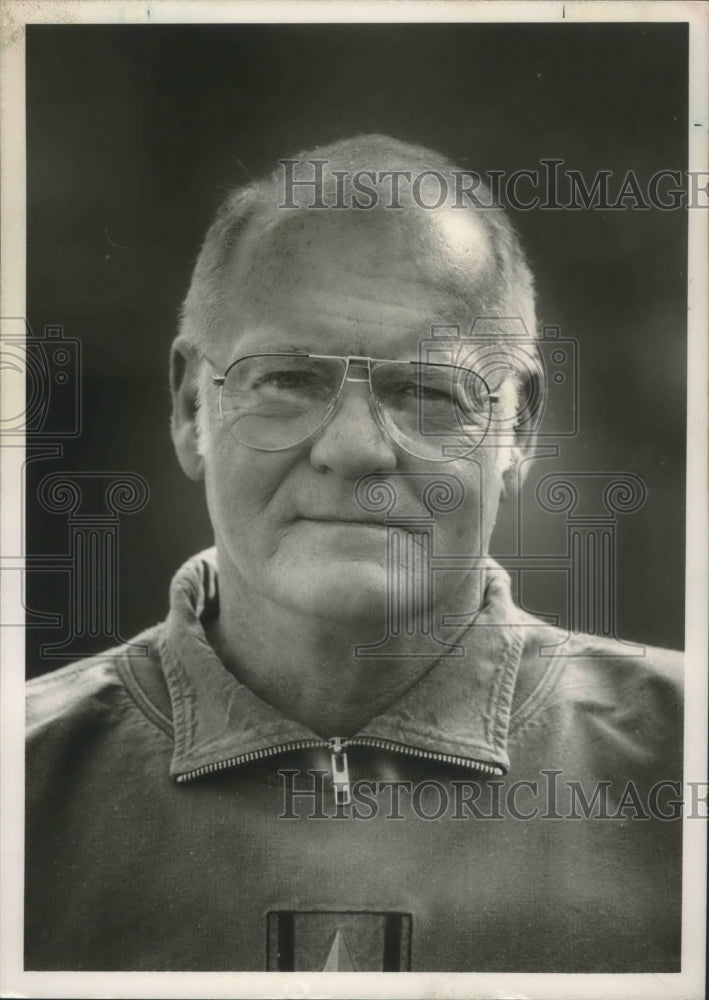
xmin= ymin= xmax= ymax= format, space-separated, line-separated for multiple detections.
xmin=214 ymin=207 xmax=499 ymax=363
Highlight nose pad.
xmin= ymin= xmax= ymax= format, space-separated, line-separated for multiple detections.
xmin=309 ymin=380 xmax=397 ymax=476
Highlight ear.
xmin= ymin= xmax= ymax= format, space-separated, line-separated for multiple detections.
xmin=170 ymin=337 xmax=205 ymax=481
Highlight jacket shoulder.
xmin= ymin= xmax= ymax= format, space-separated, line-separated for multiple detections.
xmin=26 ymin=624 xmax=165 ymax=740
xmin=517 ymin=617 xmax=683 ymax=696
xmin=552 ymin=632 xmax=683 ymax=708
xmin=514 ymin=624 xmax=683 ymax=767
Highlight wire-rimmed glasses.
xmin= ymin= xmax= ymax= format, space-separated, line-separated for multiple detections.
xmin=209 ymin=352 xmax=499 ymax=462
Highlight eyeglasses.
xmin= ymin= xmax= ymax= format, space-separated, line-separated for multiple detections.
xmin=209 ymin=352 xmax=499 ymax=462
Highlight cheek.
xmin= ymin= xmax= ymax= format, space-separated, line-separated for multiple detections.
xmin=442 ymin=454 xmax=503 ymax=546
xmin=202 ymin=441 xmax=294 ymax=549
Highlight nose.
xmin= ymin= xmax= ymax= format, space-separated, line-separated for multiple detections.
xmin=309 ymin=382 xmax=397 ymax=478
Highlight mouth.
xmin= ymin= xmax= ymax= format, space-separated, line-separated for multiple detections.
xmin=296 ymin=516 xmax=386 ymax=528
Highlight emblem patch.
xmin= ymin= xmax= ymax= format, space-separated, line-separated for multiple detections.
xmin=267 ymin=910 xmax=412 ymax=971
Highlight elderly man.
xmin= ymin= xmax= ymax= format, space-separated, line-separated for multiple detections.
xmin=26 ymin=135 xmax=682 ymax=973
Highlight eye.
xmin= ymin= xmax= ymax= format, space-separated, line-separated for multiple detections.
xmin=410 ymin=384 xmax=453 ymax=403
xmin=384 ymin=380 xmax=453 ymax=405
xmin=402 ymin=383 xmax=453 ymax=406
xmin=258 ymin=371 xmax=318 ymax=390
xmin=253 ymin=368 xmax=334 ymax=400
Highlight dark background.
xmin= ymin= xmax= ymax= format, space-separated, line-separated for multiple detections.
xmin=25 ymin=22 xmax=688 ymax=675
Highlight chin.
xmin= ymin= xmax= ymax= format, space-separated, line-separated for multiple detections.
xmin=274 ymin=559 xmax=395 ymax=627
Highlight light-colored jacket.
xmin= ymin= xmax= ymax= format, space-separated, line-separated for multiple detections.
xmin=26 ymin=549 xmax=683 ymax=971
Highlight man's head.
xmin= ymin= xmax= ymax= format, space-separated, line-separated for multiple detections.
xmin=171 ymin=135 xmax=541 ymax=626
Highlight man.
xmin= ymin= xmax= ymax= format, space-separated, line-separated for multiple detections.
xmin=26 ymin=135 xmax=683 ymax=973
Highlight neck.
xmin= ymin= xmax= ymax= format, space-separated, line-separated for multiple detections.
xmin=206 ymin=563 xmax=486 ymax=738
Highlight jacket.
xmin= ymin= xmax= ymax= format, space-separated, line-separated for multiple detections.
xmin=25 ymin=549 xmax=683 ymax=972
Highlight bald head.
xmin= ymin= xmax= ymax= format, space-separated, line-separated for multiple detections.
xmin=226 ymin=204 xmax=499 ymax=345
xmin=178 ymin=134 xmax=537 ymax=358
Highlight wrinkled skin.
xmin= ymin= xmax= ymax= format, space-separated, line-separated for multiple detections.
xmin=172 ymin=206 xmax=524 ymax=733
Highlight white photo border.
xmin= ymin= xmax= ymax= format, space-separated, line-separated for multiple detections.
xmin=1 ymin=2 xmax=706 ymax=998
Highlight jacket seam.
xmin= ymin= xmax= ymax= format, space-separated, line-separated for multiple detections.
xmin=487 ymin=628 xmax=525 ymax=752
xmin=509 ymin=655 xmax=567 ymax=732
xmin=117 ymin=656 xmax=174 ymax=738
xmin=160 ymin=627 xmax=195 ymax=760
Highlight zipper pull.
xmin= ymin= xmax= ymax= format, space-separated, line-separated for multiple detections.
xmin=328 ymin=737 xmax=351 ymax=808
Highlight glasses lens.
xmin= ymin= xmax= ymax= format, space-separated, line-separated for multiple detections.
xmin=371 ymin=362 xmax=492 ymax=460
xmin=220 ymin=354 xmax=345 ymax=450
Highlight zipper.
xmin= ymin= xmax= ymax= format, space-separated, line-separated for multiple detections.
xmin=329 ymin=736 xmax=351 ymax=807
xmin=346 ymin=736 xmax=503 ymax=777
xmin=177 ymin=736 xmax=504 ymax=796
xmin=175 ymin=739 xmax=327 ymax=782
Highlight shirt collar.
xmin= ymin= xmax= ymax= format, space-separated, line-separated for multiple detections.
xmin=161 ymin=548 xmax=525 ymax=780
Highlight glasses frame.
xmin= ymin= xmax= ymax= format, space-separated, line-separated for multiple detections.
xmin=207 ymin=352 xmax=499 ymax=460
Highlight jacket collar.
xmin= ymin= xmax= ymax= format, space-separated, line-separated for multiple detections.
xmin=161 ymin=549 xmax=525 ymax=780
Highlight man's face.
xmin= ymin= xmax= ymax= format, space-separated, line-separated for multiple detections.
xmin=198 ymin=208 xmax=515 ymax=627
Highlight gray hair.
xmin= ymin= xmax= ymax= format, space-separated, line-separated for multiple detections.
xmin=177 ymin=134 xmax=537 ymax=357
xmin=179 ymin=135 xmax=540 ymax=456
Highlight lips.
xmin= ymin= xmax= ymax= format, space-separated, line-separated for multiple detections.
xmin=296 ymin=515 xmax=387 ymax=527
